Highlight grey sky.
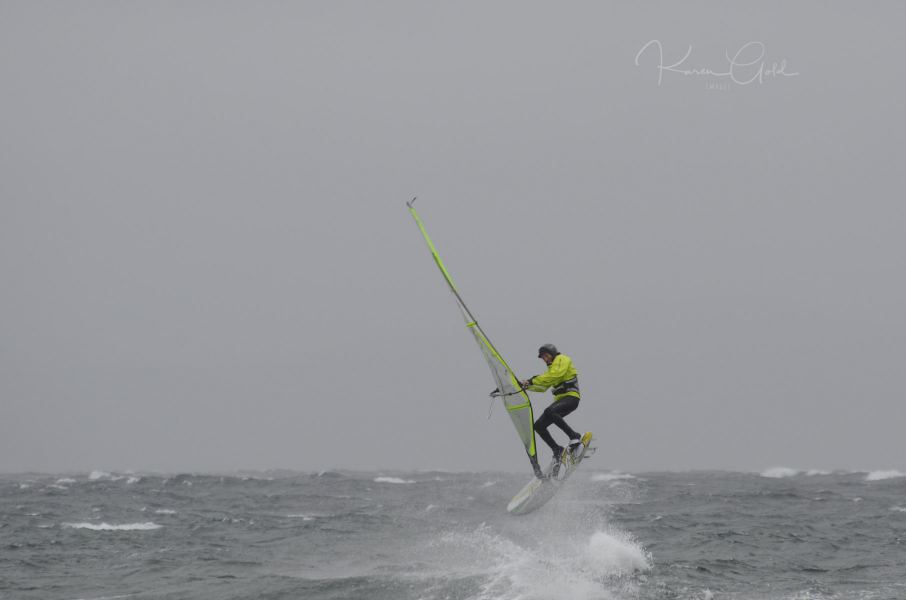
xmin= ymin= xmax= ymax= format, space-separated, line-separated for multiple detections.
xmin=2 ymin=2 xmax=904 ymax=474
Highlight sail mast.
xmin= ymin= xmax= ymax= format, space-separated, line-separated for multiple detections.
xmin=407 ymin=199 xmax=538 ymax=463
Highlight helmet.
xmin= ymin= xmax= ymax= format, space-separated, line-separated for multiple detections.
xmin=537 ymin=343 xmax=559 ymax=358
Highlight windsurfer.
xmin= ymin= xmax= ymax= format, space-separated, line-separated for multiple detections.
xmin=521 ymin=344 xmax=584 ymax=477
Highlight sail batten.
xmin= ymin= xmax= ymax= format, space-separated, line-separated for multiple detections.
xmin=407 ymin=200 xmax=537 ymax=460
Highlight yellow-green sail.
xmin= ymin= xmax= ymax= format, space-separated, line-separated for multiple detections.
xmin=407 ymin=199 xmax=537 ymax=463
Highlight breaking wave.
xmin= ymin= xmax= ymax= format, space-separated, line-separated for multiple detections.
xmin=761 ymin=467 xmax=800 ymax=478
xmin=590 ymin=472 xmax=636 ymax=482
xmin=373 ymin=477 xmax=415 ymax=484
xmin=434 ymin=523 xmax=650 ymax=600
xmin=761 ymin=468 xmax=833 ymax=479
xmin=865 ymin=470 xmax=904 ymax=481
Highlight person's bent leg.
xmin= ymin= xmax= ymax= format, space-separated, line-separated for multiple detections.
xmin=548 ymin=396 xmax=581 ymax=440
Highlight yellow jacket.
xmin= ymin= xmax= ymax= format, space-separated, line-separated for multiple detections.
xmin=526 ymin=353 xmax=580 ymax=401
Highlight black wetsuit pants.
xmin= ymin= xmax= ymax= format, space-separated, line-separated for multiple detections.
xmin=534 ymin=396 xmax=581 ymax=453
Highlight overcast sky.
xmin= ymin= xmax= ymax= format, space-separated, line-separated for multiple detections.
xmin=3 ymin=2 xmax=904 ymax=475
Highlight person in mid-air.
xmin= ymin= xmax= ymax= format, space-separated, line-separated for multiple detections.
xmin=521 ymin=343 xmax=585 ymax=478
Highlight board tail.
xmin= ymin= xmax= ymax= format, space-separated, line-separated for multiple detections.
xmin=561 ymin=431 xmax=594 ymax=473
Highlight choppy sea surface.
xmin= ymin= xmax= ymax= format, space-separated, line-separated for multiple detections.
xmin=2 ymin=468 xmax=905 ymax=600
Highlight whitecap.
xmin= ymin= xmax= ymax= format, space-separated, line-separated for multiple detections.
xmin=154 ymin=509 xmax=177 ymax=515
xmin=590 ymin=472 xmax=636 ymax=482
xmin=760 ymin=467 xmax=800 ymax=478
xmin=89 ymin=470 xmax=111 ymax=481
xmin=63 ymin=522 xmax=161 ymax=531
xmin=56 ymin=477 xmax=77 ymax=484
xmin=866 ymin=470 xmax=904 ymax=481
xmin=286 ymin=514 xmax=316 ymax=520
xmin=126 ymin=477 xmax=141 ymax=485
xmin=373 ymin=477 xmax=415 ymax=484
xmin=585 ymin=530 xmax=652 ymax=574
xmin=805 ymin=469 xmax=831 ymax=476
xmin=890 ymin=506 xmax=906 ymax=513
xmin=438 ymin=523 xmax=650 ymax=599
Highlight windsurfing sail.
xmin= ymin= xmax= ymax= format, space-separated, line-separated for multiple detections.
xmin=406 ymin=199 xmax=537 ymax=466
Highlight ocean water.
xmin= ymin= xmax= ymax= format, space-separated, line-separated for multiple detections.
xmin=2 ymin=469 xmax=905 ymax=600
